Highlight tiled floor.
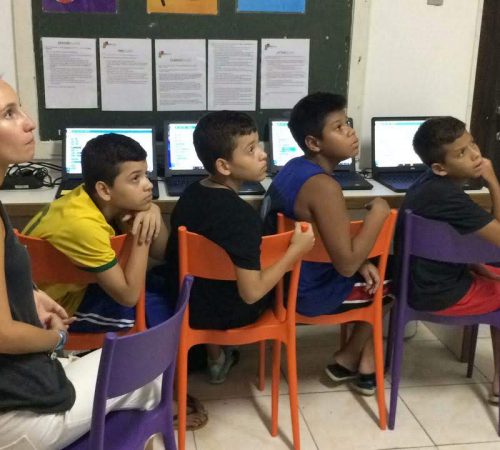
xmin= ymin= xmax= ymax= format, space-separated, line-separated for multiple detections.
xmin=165 ymin=323 xmax=500 ymax=450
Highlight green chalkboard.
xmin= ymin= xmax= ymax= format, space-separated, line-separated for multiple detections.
xmin=32 ymin=0 xmax=352 ymax=141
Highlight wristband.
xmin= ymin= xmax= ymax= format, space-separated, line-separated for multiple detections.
xmin=50 ymin=330 xmax=68 ymax=360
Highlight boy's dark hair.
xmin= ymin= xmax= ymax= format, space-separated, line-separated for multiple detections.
xmin=193 ymin=111 xmax=257 ymax=174
xmin=413 ymin=117 xmax=466 ymax=166
xmin=82 ymin=133 xmax=147 ymax=194
xmin=288 ymin=92 xmax=347 ymax=152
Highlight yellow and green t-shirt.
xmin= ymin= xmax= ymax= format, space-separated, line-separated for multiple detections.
xmin=23 ymin=185 xmax=117 ymax=315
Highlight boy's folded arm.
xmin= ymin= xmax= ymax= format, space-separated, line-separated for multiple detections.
xmin=95 ymin=235 xmax=151 ymax=307
xmin=302 ymin=176 xmax=389 ymax=277
xmin=235 ymin=224 xmax=314 ymax=304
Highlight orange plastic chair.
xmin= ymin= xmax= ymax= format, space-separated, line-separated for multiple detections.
xmin=276 ymin=210 xmax=397 ymax=430
xmin=15 ymin=231 xmax=147 ymax=350
xmin=177 ymin=226 xmax=303 ymax=450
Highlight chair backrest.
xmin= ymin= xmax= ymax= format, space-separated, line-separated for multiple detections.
xmin=398 ymin=209 xmax=500 ymax=308
xmin=178 ymin=226 xmax=302 ymax=324
xmin=87 ymin=275 xmax=193 ymax=448
xmin=277 ymin=210 xmax=397 ymax=285
xmin=15 ymin=230 xmax=129 ymax=284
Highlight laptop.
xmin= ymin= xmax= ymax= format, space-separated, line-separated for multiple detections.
xmin=164 ymin=122 xmax=265 ymax=196
xmin=57 ymin=127 xmax=159 ymax=199
xmin=371 ymin=116 xmax=483 ymax=192
xmin=269 ymin=119 xmax=373 ymax=190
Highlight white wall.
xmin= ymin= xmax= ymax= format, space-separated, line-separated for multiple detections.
xmin=0 ymin=0 xmax=17 ymax=89
xmin=6 ymin=0 xmax=484 ymax=162
xmin=348 ymin=0 xmax=484 ymax=169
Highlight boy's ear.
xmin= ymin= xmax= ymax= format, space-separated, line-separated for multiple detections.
xmin=304 ymin=134 xmax=321 ymax=154
xmin=431 ymin=162 xmax=448 ymax=177
xmin=94 ymin=180 xmax=113 ymax=201
xmin=214 ymin=157 xmax=231 ymax=176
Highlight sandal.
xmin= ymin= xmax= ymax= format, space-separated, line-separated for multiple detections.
xmin=353 ymin=372 xmax=376 ymax=396
xmin=489 ymin=393 xmax=499 ymax=405
xmin=324 ymin=363 xmax=358 ymax=382
xmin=173 ymin=394 xmax=208 ymax=431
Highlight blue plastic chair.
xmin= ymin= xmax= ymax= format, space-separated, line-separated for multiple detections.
xmin=387 ymin=210 xmax=500 ymax=433
xmin=64 ymin=276 xmax=193 ymax=450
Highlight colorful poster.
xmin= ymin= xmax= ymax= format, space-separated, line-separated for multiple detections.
xmin=237 ymin=0 xmax=305 ymax=13
xmin=42 ymin=0 xmax=117 ymax=13
xmin=147 ymin=0 xmax=217 ymax=15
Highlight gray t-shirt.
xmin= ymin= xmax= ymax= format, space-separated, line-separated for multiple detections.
xmin=0 ymin=203 xmax=75 ymax=413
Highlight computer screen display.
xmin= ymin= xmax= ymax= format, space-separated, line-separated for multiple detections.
xmin=64 ymin=128 xmax=155 ymax=175
xmin=166 ymin=123 xmax=204 ymax=171
xmin=270 ymin=120 xmax=351 ymax=168
xmin=373 ymin=119 xmax=426 ymax=168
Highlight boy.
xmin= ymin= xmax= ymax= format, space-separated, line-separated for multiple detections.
xmin=397 ymin=116 xmax=500 ymax=403
xmin=23 ymin=133 xmax=169 ymax=332
xmin=261 ymin=92 xmax=391 ymax=395
xmin=164 ymin=110 xmax=314 ymax=384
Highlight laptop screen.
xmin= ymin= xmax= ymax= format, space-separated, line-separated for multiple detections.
xmin=269 ymin=119 xmax=352 ymax=170
xmin=165 ymin=122 xmax=206 ymax=174
xmin=64 ymin=127 xmax=155 ymax=176
xmin=372 ymin=118 xmax=428 ymax=169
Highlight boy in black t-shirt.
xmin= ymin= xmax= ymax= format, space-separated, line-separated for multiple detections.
xmin=397 ymin=116 xmax=500 ymax=403
xmin=164 ymin=111 xmax=314 ymax=384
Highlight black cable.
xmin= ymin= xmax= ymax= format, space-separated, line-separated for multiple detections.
xmin=5 ymin=162 xmax=62 ymax=188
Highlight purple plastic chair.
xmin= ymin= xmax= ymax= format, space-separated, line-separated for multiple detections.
xmin=64 ymin=276 xmax=193 ymax=450
xmin=387 ymin=210 xmax=500 ymax=433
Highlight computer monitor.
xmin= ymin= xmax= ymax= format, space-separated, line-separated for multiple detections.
xmin=164 ymin=122 xmax=206 ymax=175
xmin=63 ymin=127 xmax=156 ymax=177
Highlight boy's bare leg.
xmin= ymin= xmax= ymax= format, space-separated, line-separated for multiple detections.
xmin=334 ymin=322 xmax=372 ymax=371
xmin=207 ymin=344 xmax=222 ymax=361
xmin=491 ymin=326 xmax=500 ymax=396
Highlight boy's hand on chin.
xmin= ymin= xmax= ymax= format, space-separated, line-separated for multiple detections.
xmin=125 ymin=203 xmax=162 ymax=245
xmin=480 ymin=158 xmax=498 ymax=186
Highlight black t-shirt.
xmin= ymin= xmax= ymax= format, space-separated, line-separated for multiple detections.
xmin=396 ymin=171 xmax=493 ymax=311
xmin=165 ymin=182 xmax=269 ymax=329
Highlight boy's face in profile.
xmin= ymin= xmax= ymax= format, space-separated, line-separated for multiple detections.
xmin=224 ymin=131 xmax=268 ymax=182
xmin=315 ymin=110 xmax=359 ymax=162
xmin=106 ymin=160 xmax=153 ymax=211
xmin=435 ymin=130 xmax=483 ymax=180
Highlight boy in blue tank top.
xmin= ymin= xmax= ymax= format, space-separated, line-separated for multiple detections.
xmin=262 ymin=92 xmax=391 ymax=395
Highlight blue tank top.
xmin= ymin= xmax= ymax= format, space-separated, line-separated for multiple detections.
xmin=262 ymin=157 xmax=356 ymax=316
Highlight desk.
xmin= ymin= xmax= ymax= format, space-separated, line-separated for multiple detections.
xmin=1 ymin=178 xmax=492 ymax=219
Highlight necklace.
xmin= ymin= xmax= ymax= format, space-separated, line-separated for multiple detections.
xmin=206 ymin=177 xmax=237 ymax=193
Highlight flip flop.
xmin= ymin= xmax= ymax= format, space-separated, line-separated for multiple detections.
xmin=488 ymin=393 xmax=499 ymax=405
xmin=173 ymin=394 xmax=208 ymax=431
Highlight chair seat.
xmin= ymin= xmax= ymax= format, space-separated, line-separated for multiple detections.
xmin=186 ymin=308 xmax=289 ymax=347
xmin=296 ymin=302 xmax=378 ymax=325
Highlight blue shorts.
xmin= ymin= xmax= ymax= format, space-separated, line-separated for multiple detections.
xmin=69 ymin=273 xmax=175 ymax=333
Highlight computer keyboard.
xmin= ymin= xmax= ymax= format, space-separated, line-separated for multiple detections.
xmin=333 ymin=172 xmax=373 ymax=190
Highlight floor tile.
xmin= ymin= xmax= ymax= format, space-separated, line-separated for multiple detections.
xmin=299 ymin=390 xmax=433 ymax=449
xmin=399 ymin=384 xmax=500 ymax=445
xmin=438 ymin=443 xmax=500 ymax=449
xmin=472 ymin=337 xmax=494 ymax=381
xmin=389 ymin=339 xmax=488 ymax=387
xmin=411 ymin=322 xmax=440 ymax=341
xmin=193 ymin=396 xmax=316 ymax=450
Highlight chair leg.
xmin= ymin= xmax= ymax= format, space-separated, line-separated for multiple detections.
xmin=373 ymin=318 xmax=387 ymax=430
xmin=286 ymin=338 xmax=301 ymax=450
xmin=385 ymin=309 xmax=396 ymax=373
xmin=177 ymin=349 xmax=189 ymax=450
xmin=466 ymin=325 xmax=479 ymax=378
xmin=388 ymin=318 xmax=406 ymax=430
xmin=271 ymin=340 xmax=281 ymax=437
xmin=258 ymin=340 xmax=266 ymax=391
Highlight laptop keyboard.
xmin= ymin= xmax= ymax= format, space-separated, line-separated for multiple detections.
xmin=333 ymin=172 xmax=373 ymax=190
